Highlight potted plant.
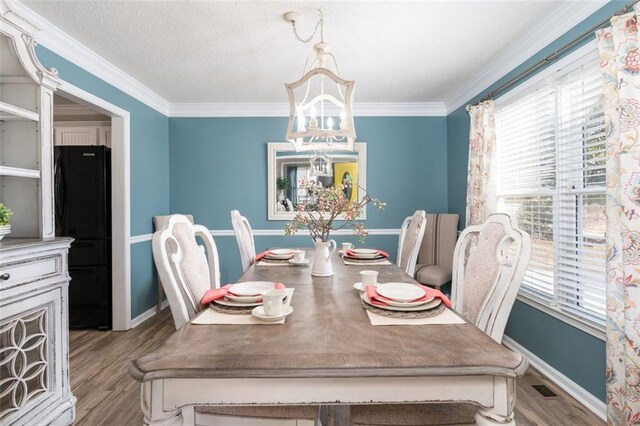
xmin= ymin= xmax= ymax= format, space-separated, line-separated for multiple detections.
xmin=276 ymin=177 xmax=290 ymax=202
xmin=0 ymin=203 xmax=13 ymax=240
xmin=285 ymin=179 xmax=385 ymax=276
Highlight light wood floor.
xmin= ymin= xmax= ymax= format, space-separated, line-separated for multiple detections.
xmin=69 ymin=309 xmax=604 ymax=425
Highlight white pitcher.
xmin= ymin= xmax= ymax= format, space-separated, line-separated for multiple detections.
xmin=311 ymin=239 xmax=337 ymax=277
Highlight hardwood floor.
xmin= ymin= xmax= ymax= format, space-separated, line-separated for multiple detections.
xmin=69 ymin=309 xmax=604 ymax=425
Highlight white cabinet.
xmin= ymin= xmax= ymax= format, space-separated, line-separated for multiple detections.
xmin=1 ymin=2 xmax=59 ymax=239
xmin=0 ymin=238 xmax=75 ymax=426
xmin=0 ymin=1 xmax=75 ymax=424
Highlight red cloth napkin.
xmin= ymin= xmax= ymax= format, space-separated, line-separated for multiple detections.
xmin=365 ymin=285 xmax=452 ymax=308
xmin=201 ymin=284 xmax=233 ymax=304
xmin=200 ymin=282 xmax=286 ymax=305
xmin=346 ymin=249 xmax=389 ymax=258
xmin=255 ymin=250 xmax=270 ymax=262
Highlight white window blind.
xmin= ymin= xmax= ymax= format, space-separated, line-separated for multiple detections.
xmin=495 ymin=49 xmax=606 ymax=327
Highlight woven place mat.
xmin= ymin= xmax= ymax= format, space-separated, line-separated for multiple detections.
xmin=360 ymin=299 xmax=446 ymax=319
xmin=210 ymin=301 xmax=255 ymax=315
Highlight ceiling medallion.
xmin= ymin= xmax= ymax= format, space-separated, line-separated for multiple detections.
xmin=284 ymin=9 xmax=356 ymax=152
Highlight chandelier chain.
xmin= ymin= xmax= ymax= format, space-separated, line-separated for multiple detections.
xmin=291 ymin=9 xmax=324 ymax=44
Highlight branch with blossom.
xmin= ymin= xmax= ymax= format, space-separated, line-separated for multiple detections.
xmin=284 ymin=178 xmax=385 ymax=242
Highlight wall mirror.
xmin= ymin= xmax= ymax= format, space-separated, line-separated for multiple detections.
xmin=267 ymin=142 xmax=367 ymax=220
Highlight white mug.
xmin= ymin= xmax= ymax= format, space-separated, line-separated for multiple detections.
xmin=262 ymin=288 xmax=286 ymax=316
xmin=293 ymin=249 xmax=306 ymax=263
xmin=360 ymin=270 xmax=378 ymax=286
xmin=341 ymin=242 xmax=353 ymax=252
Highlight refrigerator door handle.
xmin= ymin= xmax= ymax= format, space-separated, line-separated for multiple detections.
xmin=55 ymin=153 xmax=66 ymax=225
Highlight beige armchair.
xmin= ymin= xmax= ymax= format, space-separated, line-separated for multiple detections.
xmin=414 ymin=213 xmax=459 ymax=289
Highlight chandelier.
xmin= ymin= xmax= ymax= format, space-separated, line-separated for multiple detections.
xmin=284 ymin=9 xmax=356 ymax=152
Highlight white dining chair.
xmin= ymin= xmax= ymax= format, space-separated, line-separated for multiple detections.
xmin=350 ymin=213 xmax=531 ymax=426
xmin=152 ymin=214 xmax=320 ymax=425
xmin=396 ymin=210 xmax=427 ymax=276
xmin=231 ymin=210 xmax=257 ymax=273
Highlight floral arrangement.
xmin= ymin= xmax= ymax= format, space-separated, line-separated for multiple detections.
xmin=0 ymin=203 xmax=13 ymax=226
xmin=285 ymin=179 xmax=385 ymax=242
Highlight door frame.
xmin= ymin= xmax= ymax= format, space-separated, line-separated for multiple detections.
xmin=55 ymin=80 xmax=131 ymax=330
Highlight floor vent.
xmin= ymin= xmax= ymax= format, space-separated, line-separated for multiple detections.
xmin=532 ymin=384 xmax=557 ymax=398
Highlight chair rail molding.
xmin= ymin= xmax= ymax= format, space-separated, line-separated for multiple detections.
xmin=130 ymin=228 xmax=402 ymax=244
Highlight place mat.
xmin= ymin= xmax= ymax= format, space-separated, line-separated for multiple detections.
xmin=256 ymin=261 xmax=292 ymax=267
xmin=361 ymin=299 xmax=446 ymax=318
xmin=192 ymin=288 xmax=294 ymax=325
xmin=210 ymin=302 xmax=255 ymax=315
xmin=363 ymin=303 xmax=466 ymax=326
xmin=343 ymin=258 xmax=392 ymax=266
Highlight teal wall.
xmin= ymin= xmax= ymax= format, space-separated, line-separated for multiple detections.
xmin=36 ymin=47 xmax=170 ymax=318
xmin=446 ymin=1 xmax=630 ymax=403
xmin=37 ymin=0 xmax=622 ymax=402
xmin=169 ymin=116 xmax=448 ymax=282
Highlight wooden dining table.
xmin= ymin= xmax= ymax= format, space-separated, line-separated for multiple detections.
xmin=129 ymin=250 xmax=528 ymax=425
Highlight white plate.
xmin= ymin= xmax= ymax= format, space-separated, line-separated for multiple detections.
xmin=376 ymin=283 xmax=426 ymax=302
xmin=361 ymin=293 xmax=442 ymax=312
xmin=230 ymin=281 xmax=276 ymax=296
xmin=214 ymin=298 xmax=263 ymax=308
xmin=351 ymin=248 xmax=379 ymax=254
xmin=265 ymin=249 xmax=294 ymax=259
xmin=288 ymin=259 xmax=310 ymax=266
xmin=385 ymin=295 xmax=434 ymax=307
xmin=225 ymin=293 xmax=262 ymax=303
xmin=251 ymin=305 xmax=293 ymax=322
xmin=345 ymin=253 xmax=384 ymax=260
xmin=353 ymin=282 xmax=378 ymax=293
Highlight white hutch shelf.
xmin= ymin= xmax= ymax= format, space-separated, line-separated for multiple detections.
xmin=0 ymin=1 xmax=76 ymax=425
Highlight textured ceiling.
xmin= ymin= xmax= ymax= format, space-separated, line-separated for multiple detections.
xmin=23 ymin=0 xmax=566 ymax=103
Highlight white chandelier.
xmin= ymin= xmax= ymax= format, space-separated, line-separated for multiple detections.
xmin=284 ymin=9 xmax=356 ymax=152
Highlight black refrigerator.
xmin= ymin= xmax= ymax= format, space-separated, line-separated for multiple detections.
xmin=55 ymin=146 xmax=112 ymax=330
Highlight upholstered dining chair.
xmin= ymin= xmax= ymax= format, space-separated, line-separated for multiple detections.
xmin=396 ymin=210 xmax=427 ymax=276
xmin=414 ymin=213 xmax=459 ymax=289
xmin=350 ymin=213 xmax=531 ymax=426
xmin=152 ymin=214 xmax=320 ymax=425
xmin=231 ymin=210 xmax=256 ymax=273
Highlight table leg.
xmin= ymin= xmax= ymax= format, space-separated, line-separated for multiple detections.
xmin=474 ymin=377 xmax=516 ymax=425
xmin=142 ymin=381 xmax=183 ymax=426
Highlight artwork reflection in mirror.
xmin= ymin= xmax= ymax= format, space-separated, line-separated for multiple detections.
xmin=268 ymin=142 xmax=366 ymax=220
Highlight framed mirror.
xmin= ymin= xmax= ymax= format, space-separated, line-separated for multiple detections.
xmin=267 ymin=142 xmax=367 ymax=220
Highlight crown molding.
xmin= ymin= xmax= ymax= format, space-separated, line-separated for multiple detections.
xmin=168 ymin=102 xmax=447 ymax=117
xmin=444 ymin=0 xmax=609 ymax=113
xmin=6 ymin=0 xmax=171 ymax=115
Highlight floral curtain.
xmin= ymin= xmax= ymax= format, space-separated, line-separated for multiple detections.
xmin=597 ymin=10 xmax=640 ymax=425
xmin=465 ymin=100 xmax=496 ymax=226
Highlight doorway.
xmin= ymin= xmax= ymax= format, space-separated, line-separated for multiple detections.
xmin=55 ymin=81 xmax=131 ymax=330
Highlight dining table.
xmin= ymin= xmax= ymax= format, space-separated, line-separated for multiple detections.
xmin=129 ymin=249 xmax=528 ymax=425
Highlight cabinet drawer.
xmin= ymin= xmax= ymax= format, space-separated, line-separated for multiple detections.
xmin=0 ymin=255 xmax=62 ymax=287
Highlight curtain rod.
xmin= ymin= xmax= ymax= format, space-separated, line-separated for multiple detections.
xmin=466 ymin=0 xmax=640 ymax=111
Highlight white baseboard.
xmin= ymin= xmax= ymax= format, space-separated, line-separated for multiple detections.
xmin=502 ymin=335 xmax=606 ymax=421
xmin=131 ymin=299 xmax=169 ymax=328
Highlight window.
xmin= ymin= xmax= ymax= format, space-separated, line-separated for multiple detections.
xmin=494 ymin=43 xmax=606 ymax=328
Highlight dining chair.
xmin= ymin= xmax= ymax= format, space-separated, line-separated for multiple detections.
xmin=152 ymin=214 xmax=320 ymax=425
xmin=153 ymin=214 xmax=195 ymax=314
xmin=350 ymin=213 xmax=531 ymax=426
xmin=414 ymin=213 xmax=459 ymax=289
xmin=231 ymin=210 xmax=257 ymax=273
xmin=396 ymin=210 xmax=427 ymax=276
